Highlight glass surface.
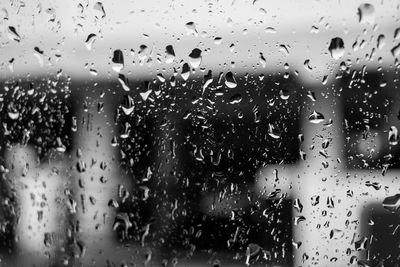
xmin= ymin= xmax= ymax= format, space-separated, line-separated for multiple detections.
xmin=0 ymin=1 xmax=400 ymax=266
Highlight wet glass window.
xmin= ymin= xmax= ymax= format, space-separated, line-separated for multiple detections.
xmin=0 ymin=1 xmax=400 ymax=267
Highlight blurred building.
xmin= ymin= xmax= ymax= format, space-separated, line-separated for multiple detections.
xmin=0 ymin=1 xmax=399 ymax=266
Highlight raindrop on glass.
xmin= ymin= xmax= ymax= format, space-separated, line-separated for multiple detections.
xmin=85 ymin=33 xmax=97 ymax=50
xmin=328 ymin=37 xmax=345 ymax=60
xmin=165 ymin=45 xmax=175 ymax=64
xmin=118 ymin=74 xmax=130 ymax=91
xmin=188 ymin=48 xmax=202 ymax=68
xmin=383 ymin=194 xmax=400 ymax=212
xmin=7 ymin=26 xmax=21 ymax=42
xmin=224 ymin=71 xmax=237 ymax=88
xmin=93 ymin=2 xmax=106 ymax=18
xmin=388 ymin=126 xmax=399 ymax=145
xmin=308 ymin=111 xmax=325 ymax=124
xmin=112 ymin=49 xmax=124 ymax=72
xmin=357 ymin=3 xmax=375 ymax=25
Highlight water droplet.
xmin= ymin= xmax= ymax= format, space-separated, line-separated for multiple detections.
xmin=100 ymin=176 xmax=108 ymax=183
xmin=279 ymin=44 xmax=290 ymax=56
xmin=383 ymin=194 xmax=400 ymax=212
xmin=329 ymin=229 xmax=344 ymax=239
xmin=389 ymin=126 xmax=399 ymax=145
xmin=8 ymin=111 xmax=19 ymax=120
xmin=138 ymin=45 xmax=149 ymax=64
xmin=357 ymin=3 xmax=375 ymax=25
xmin=268 ymin=123 xmax=281 ymax=139
xmin=165 ymin=45 xmax=175 ymax=64
xmin=33 ymin=46 xmax=44 ymax=66
xmin=382 ymin=163 xmax=390 ymax=176
xmin=391 ymin=43 xmax=400 ymax=58
xmin=194 ymin=146 xmax=204 ymax=161
xmin=140 ymin=89 xmax=152 ymax=101
xmin=1 ymin=8 xmax=9 ymax=21
xmin=7 ymin=26 xmax=21 ymax=42
xmin=304 ymin=59 xmax=312 ymax=71
xmin=188 ymin=48 xmax=202 ymax=68
xmin=245 ymin=243 xmax=261 ymax=266
xmin=56 ymin=137 xmax=66 ymax=152
xmin=294 ymin=198 xmax=303 ymax=213
xmin=327 ymin=196 xmax=335 ymax=208
xmin=89 ymin=68 xmax=98 ymax=76
xmin=85 ymin=33 xmax=97 ymax=50
xmin=308 ymin=110 xmax=324 ymax=124
xmin=259 ymin=53 xmax=266 ymax=68
xmin=279 ymin=89 xmax=290 ymax=100
xmin=322 ymin=75 xmax=328 ymax=85
xmin=354 ymin=236 xmax=368 ymax=251
xmin=120 ymin=95 xmax=134 ymax=115
xmin=322 ymin=161 xmax=329 ymax=168
xmin=212 ymin=259 xmax=221 ymax=267
xmin=93 ymin=2 xmax=106 ymax=18
xmin=118 ymin=74 xmax=130 ymax=91
xmin=144 ymin=248 xmax=152 ymax=266
xmin=76 ymin=160 xmax=86 ymax=173
xmin=310 ymin=25 xmax=319 ymax=34
xmin=157 ymin=73 xmax=166 ymax=83
xmin=181 ymin=63 xmax=190 ymax=81
xmin=44 ymin=233 xmax=53 ymax=247
xmin=311 ymin=195 xmax=320 ymax=206
xmin=214 ymin=37 xmax=222 ymax=45
xmin=120 ymin=122 xmax=131 ymax=139
xmin=140 ymin=82 xmax=153 ymax=101
xmin=292 ymin=241 xmax=302 ymax=249
xmin=113 ymin=212 xmax=132 ymax=239
xmin=328 ymin=37 xmax=345 ymax=60
xmin=224 ymin=71 xmax=237 ymax=88
xmin=365 ymin=181 xmax=381 ymax=190
xmin=108 ymin=198 xmax=119 ymax=208
xmin=298 ymin=134 xmax=304 ymax=143
xmin=395 ymin=27 xmax=400 ymax=39
xmin=307 ymin=90 xmax=316 ymax=101
xmin=76 ymin=240 xmax=87 ymax=258
xmin=111 ymin=49 xmax=124 ymax=72
xmin=229 ymin=93 xmax=242 ymax=104
xmin=324 ymin=119 xmax=333 ymax=127
xmin=350 ymin=256 xmax=358 ymax=265
xmin=8 ymin=58 xmax=14 ymax=72
xmin=377 ymin=34 xmax=385 ymax=49
xmin=294 ymin=215 xmax=306 ymax=225
xmin=171 ymin=257 xmax=178 ymax=267
xmin=202 ymin=70 xmax=213 ymax=93
xmin=67 ymin=198 xmax=77 ymax=214
xmin=265 ymin=27 xmax=276 ymax=34
xmin=185 ymin=21 xmax=198 ymax=36
xmin=322 ymin=139 xmax=330 ymax=149
xmin=299 ymin=149 xmax=306 ymax=160
xmin=139 ymin=186 xmax=150 ymax=201
xmin=229 ymin=43 xmax=235 ymax=52
xmin=111 ymin=136 xmax=118 ymax=147
xmin=347 ymin=190 xmax=354 ymax=197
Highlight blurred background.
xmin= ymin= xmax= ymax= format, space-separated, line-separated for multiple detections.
xmin=0 ymin=0 xmax=400 ymax=266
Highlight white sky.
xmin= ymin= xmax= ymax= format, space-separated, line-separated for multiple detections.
xmin=0 ymin=0 xmax=399 ymax=81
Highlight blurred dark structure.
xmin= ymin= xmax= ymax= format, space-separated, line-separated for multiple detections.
xmin=1 ymin=68 xmax=399 ymax=266
xmin=0 ymin=78 xmax=74 ymax=257
xmin=343 ymin=71 xmax=400 ymax=169
xmin=362 ymin=203 xmax=400 ymax=266
xmin=117 ymin=73 xmax=301 ymax=265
